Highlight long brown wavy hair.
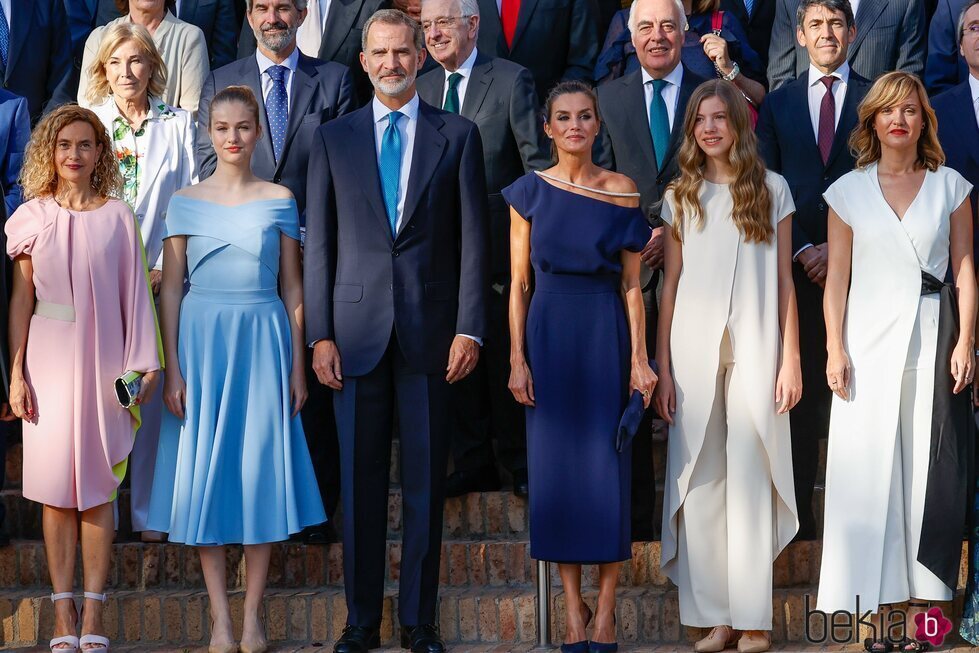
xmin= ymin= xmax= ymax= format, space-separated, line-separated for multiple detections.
xmin=667 ymin=80 xmax=772 ymax=244
xmin=20 ymin=105 xmax=123 ymax=201
xmin=849 ymin=71 xmax=944 ymax=171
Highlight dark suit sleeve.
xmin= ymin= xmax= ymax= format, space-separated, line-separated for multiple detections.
xmin=755 ymin=96 xmax=781 ymax=173
xmin=456 ymin=124 xmax=490 ymax=339
xmin=211 ymin=0 xmax=240 ymax=69
xmin=563 ymin=0 xmax=600 ymax=84
xmin=304 ymin=127 xmax=338 ymax=343
xmin=336 ymin=66 xmax=357 ymax=117
xmin=43 ymin=0 xmax=75 ymax=114
xmin=510 ymin=67 xmax=549 ymax=172
xmin=3 ymin=98 xmax=30 ymax=216
xmin=896 ymin=0 xmax=927 ymax=77
xmin=925 ymin=0 xmax=960 ymax=94
xmin=196 ymin=73 xmax=218 ymax=179
xmin=766 ymin=0 xmax=795 ymax=91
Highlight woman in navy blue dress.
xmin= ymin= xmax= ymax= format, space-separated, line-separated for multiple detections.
xmin=503 ymin=80 xmax=657 ymax=653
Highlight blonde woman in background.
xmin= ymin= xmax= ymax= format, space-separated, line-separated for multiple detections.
xmin=86 ymin=20 xmax=196 ymax=543
xmin=656 ymin=79 xmax=800 ymax=653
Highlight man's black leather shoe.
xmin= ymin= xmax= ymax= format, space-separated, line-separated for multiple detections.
xmin=512 ymin=469 xmax=529 ymax=499
xmin=400 ymin=624 xmax=445 ymax=653
xmin=333 ymin=625 xmax=380 ymax=653
xmin=445 ymin=466 xmax=500 ymax=498
xmin=301 ymin=522 xmax=338 ymax=545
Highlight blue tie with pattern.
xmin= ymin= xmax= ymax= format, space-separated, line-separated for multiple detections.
xmin=380 ymin=111 xmax=403 ymax=237
xmin=649 ymin=79 xmax=670 ymax=171
xmin=744 ymin=0 xmax=754 ymax=17
xmin=0 ymin=2 xmax=9 ymax=74
xmin=266 ymin=65 xmax=288 ymax=162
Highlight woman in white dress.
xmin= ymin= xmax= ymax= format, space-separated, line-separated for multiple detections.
xmin=655 ymin=79 xmax=801 ymax=653
xmin=819 ymin=71 xmax=976 ymax=653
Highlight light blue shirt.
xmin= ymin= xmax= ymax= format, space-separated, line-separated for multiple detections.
xmin=372 ymin=93 xmax=419 ymax=233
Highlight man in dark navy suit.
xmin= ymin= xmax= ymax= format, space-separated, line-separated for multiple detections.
xmin=926 ymin=0 xmax=970 ymax=94
xmin=933 ymin=0 xmax=979 ymax=256
xmin=197 ymin=0 xmax=356 ymax=545
xmin=0 ymin=0 xmax=73 ymax=124
xmin=304 ymin=9 xmax=488 ymax=653
xmin=756 ymin=0 xmax=870 ymax=540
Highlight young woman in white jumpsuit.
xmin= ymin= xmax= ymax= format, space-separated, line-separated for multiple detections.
xmin=655 ymin=80 xmax=802 ymax=653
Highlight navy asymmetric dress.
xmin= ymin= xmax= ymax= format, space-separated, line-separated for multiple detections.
xmin=502 ymin=172 xmax=651 ymax=564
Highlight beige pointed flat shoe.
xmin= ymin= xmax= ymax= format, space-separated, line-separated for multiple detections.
xmin=737 ymin=630 xmax=771 ymax=653
xmin=694 ymin=625 xmax=741 ymax=653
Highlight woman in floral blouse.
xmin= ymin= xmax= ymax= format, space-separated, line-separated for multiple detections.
xmin=87 ymin=20 xmax=196 ymax=542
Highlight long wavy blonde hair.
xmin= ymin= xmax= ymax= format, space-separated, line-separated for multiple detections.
xmin=849 ymin=71 xmax=944 ymax=171
xmin=86 ymin=22 xmax=168 ymax=105
xmin=667 ymin=80 xmax=772 ymax=244
xmin=20 ymin=105 xmax=123 ymax=201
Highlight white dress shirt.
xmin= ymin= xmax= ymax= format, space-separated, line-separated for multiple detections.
xmin=440 ymin=47 xmax=479 ymax=110
xmin=0 ymin=0 xmax=10 ymax=28
xmin=850 ymin=0 xmax=860 ymax=18
xmin=642 ymin=64 xmax=684 ymax=132
xmin=174 ymin=0 xmax=183 ymax=15
xmin=257 ymin=47 xmax=300 ymax=112
xmin=372 ymin=94 xmax=419 ymax=233
xmin=806 ymin=61 xmax=850 ymax=138
xmin=970 ymin=73 xmax=979 ymax=127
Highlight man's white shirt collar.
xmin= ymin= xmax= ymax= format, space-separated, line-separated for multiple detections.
xmin=808 ymin=61 xmax=850 ymax=87
xmin=256 ymin=46 xmax=300 ymax=76
xmin=641 ymin=63 xmax=684 ymax=88
xmin=372 ymin=93 xmax=420 ymax=124
xmin=445 ymin=47 xmax=479 ymax=79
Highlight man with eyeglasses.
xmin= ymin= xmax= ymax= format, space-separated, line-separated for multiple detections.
xmin=933 ymin=0 xmax=979 ymax=263
xmin=416 ymin=0 xmax=547 ymax=502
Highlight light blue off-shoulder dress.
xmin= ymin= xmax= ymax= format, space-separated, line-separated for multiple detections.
xmin=146 ymin=196 xmax=326 ymax=545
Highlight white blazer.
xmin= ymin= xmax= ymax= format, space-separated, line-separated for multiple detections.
xmin=92 ymin=97 xmax=197 ymax=269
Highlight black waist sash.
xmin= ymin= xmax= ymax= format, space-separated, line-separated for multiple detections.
xmin=917 ymin=271 xmax=975 ymax=589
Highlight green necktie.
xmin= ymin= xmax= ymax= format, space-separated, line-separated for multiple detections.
xmin=444 ymin=72 xmax=463 ymax=113
xmin=649 ymin=79 xmax=671 ymax=171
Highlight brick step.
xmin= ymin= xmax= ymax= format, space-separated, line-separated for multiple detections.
xmin=0 ymin=487 xmax=533 ymax=541
xmin=2 ymin=584 xmax=971 ymax=651
xmin=3 ymin=538 xmax=966 ymax=595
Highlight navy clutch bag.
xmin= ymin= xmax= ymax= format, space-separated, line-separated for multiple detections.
xmin=616 ymin=360 xmax=658 ymax=452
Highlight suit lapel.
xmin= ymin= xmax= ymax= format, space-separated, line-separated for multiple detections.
xmin=399 ymin=103 xmax=447 ymax=237
xmin=660 ymin=72 xmax=697 ymax=175
xmin=243 ymin=59 xmax=277 ymax=170
xmin=848 ymin=0 xmax=887 ymax=59
xmin=461 ymin=55 xmax=493 ymax=119
xmin=320 ymin=0 xmax=359 ymax=61
xmin=785 ymin=73 xmax=821 ymax=158
xmin=277 ymin=56 xmax=317 ymax=173
xmin=951 ymin=83 xmax=979 ymax=168
xmin=510 ymin=0 xmax=540 ymax=51
xmin=133 ymin=108 xmax=169 ymax=212
xmin=348 ymin=106 xmax=393 ymax=240
xmin=622 ymin=71 xmax=657 ymax=173
xmin=824 ymin=75 xmax=863 ymax=169
xmin=6 ymin=0 xmax=31 ymax=81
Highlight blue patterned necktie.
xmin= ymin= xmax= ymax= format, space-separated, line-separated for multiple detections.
xmin=380 ymin=111 xmax=404 ymax=237
xmin=744 ymin=0 xmax=754 ymax=17
xmin=266 ymin=65 xmax=288 ymax=162
xmin=648 ymin=79 xmax=670 ymax=171
xmin=0 ymin=2 xmax=9 ymax=74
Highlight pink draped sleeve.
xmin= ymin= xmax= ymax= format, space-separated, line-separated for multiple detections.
xmin=5 ymin=199 xmax=46 ymax=258
xmin=120 ymin=207 xmax=164 ymax=376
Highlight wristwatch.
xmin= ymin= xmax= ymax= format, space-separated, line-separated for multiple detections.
xmin=720 ymin=61 xmax=741 ymax=81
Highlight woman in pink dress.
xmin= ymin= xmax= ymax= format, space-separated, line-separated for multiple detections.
xmin=6 ymin=105 xmax=162 ymax=653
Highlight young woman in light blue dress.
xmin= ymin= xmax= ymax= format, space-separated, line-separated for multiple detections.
xmin=146 ymin=86 xmax=325 ymax=653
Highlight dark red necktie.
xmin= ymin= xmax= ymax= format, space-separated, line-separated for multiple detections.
xmin=501 ymin=0 xmax=520 ymax=48
xmin=817 ymin=76 xmax=836 ymax=165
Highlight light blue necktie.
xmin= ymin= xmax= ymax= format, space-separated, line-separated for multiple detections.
xmin=380 ymin=111 xmax=403 ymax=237
xmin=0 ymin=2 xmax=9 ymax=73
xmin=266 ymin=65 xmax=288 ymax=162
xmin=744 ymin=0 xmax=754 ymax=17
xmin=649 ymin=79 xmax=670 ymax=171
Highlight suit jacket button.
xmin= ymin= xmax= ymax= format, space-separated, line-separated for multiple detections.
xmin=823 ymin=175 xmax=830 ymax=181
xmin=818 ymin=202 xmax=826 ymax=211
xmin=273 ymin=176 xmax=281 ymax=183
xmin=392 ymin=250 xmax=400 ymax=257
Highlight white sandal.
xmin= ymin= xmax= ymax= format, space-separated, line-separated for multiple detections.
xmin=79 ymin=592 xmax=109 ymax=652
xmin=49 ymin=592 xmax=79 ymax=652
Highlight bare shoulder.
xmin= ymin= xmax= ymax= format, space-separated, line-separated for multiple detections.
xmin=255 ymin=181 xmax=294 ymax=201
xmin=173 ymin=181 xmax=213 ymax=199
xmin=599 ymin=171 xmax=639 ymax=195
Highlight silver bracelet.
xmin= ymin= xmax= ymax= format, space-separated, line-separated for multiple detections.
xmin=718 ymin=61 xmax=740 ymax=81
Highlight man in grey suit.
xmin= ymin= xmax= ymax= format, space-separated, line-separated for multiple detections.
xmin=596 ymin=0 xmax=707 ymax=541
xmin=416 ymin=0 xmax=548 ymax=499
xmin=197 ymin=0 xmax=356 ymax=545
xmin=240 ymin=0 xmax=389 ymax=102
xmin=768 ymin=0 xmax=926 ymax=89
